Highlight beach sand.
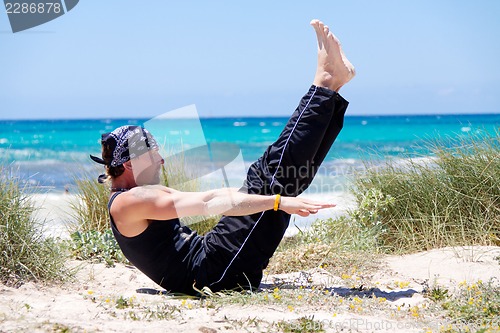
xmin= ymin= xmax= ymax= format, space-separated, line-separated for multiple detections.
xmin=1 ymin=193 xmax=499 ymax=332
xmin=31 ymin=192 xmax=77 ymax=239
xmin=2 ymin=247 xmax=499 ymax=333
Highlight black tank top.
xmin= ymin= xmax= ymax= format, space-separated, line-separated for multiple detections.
xmin=108 ymin=191 xmax=202 ymax=294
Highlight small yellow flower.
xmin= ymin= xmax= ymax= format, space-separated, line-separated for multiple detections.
xmin=297 ymin=295 xmax=303 ymax=301
xmin=288 ymin=305 xmax=294 ymax=312
xmin=395 ymin=281 xmax=410 ymax=289
xmin=341 ymin=273 xmax=351 ymax=280
xmin=439 ymin=324 xmax=453 ymax=332
xmin=87 ymin=290 xmax=94 ymax=295
xmin=181 ymin=299 xmax=193 ymax=309
xmin=272 ymin=288 xmax=281 ymax=300
xmin=332 ymin=313 xmax=337 ymax=317
xmin=105 ymin=298 xmax=111 ymax=303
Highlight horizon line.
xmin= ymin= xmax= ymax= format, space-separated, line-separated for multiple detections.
xmin=0 ymin=112 xmax=499 ymax=122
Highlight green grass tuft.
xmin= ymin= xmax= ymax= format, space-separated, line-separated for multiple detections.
xmin=66 ymin=167 xmax=125 ymax=265
xmin=0 ymin=167 xmax=69 ymax=286
xmin=68 ymin=167 xmax=110 ymax=233
xmin=353 ymin=130 xmax=500 ymax=253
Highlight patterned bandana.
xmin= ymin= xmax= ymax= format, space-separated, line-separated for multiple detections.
xmin=90 ymin=125 xmax=159 ymax=167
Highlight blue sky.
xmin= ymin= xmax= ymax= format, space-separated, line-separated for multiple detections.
xmin=1 ymin=1 xmax=499 ymax=119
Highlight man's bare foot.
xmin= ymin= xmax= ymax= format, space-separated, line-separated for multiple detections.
xmin=310 ymin=19 xmax=355 ymax=92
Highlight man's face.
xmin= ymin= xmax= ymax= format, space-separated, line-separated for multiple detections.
xmin=130 ymin=149 xmax=164 ymax=186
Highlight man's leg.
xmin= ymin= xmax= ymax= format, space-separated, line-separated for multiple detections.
xmin=201 ymin=20 xmax=355 ymax=291
xmin=244 ymin=20 xmax=355 ymax=197
xmin=244 ymin=86 xmax=348 ymax=197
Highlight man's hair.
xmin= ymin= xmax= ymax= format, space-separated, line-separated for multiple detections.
xmin=106 ymin=164 xmax=125 ymax=179
xmin=90 ymin=125 xmax=158 ymax=183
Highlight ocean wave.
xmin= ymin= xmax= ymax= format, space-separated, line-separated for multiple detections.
xmin=1 ymin=148 xmax=89 ymax=163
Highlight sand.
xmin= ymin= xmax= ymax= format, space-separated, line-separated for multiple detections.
xmin=1 ymin=246 xmax=499 ymax=333
xmin=1 ymin=193 xmax=499 ymax=332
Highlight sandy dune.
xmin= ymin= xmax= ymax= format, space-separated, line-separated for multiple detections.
xmin=1 ymin=246 xmax=499 ymax=332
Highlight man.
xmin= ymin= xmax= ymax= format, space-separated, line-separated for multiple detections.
xmin=91 ymin=19 xmax=355 ymax=295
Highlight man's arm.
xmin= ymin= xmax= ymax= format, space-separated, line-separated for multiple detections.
xmin=115 ymin=185 xmax=334 ymax=222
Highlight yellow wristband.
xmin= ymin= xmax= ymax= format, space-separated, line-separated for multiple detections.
xmin=273 ymin=194 xmax=281 ymax=211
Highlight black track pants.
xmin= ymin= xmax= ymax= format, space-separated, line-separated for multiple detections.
xmin=195 ymin=85 xmax=349 ymax=292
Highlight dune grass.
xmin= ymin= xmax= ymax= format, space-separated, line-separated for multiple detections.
xmin=267 ymin=131 xmax=499 ymax=280
xmin=267 ymin=214 xmax=381 ymax=280
xmin=352 ymin=131 xmax=499 ymax=254
xmin=68 ymin=167 xmax=110 ymax=233
xmin=0 ymin=167 xmax=68 ymax=286
xmin=66 ymin=167 xmax=126 ymax=265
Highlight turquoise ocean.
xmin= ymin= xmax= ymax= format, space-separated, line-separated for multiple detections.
xmin=1 ymin=114 xmax=499 ymax=194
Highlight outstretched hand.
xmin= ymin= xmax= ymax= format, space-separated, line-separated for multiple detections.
xmin=279 ymin=196 xmax=335 ymax=217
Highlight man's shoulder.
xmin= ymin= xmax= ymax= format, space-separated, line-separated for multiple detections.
xmin=128 ymin=185 xmax=167 ymax=198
